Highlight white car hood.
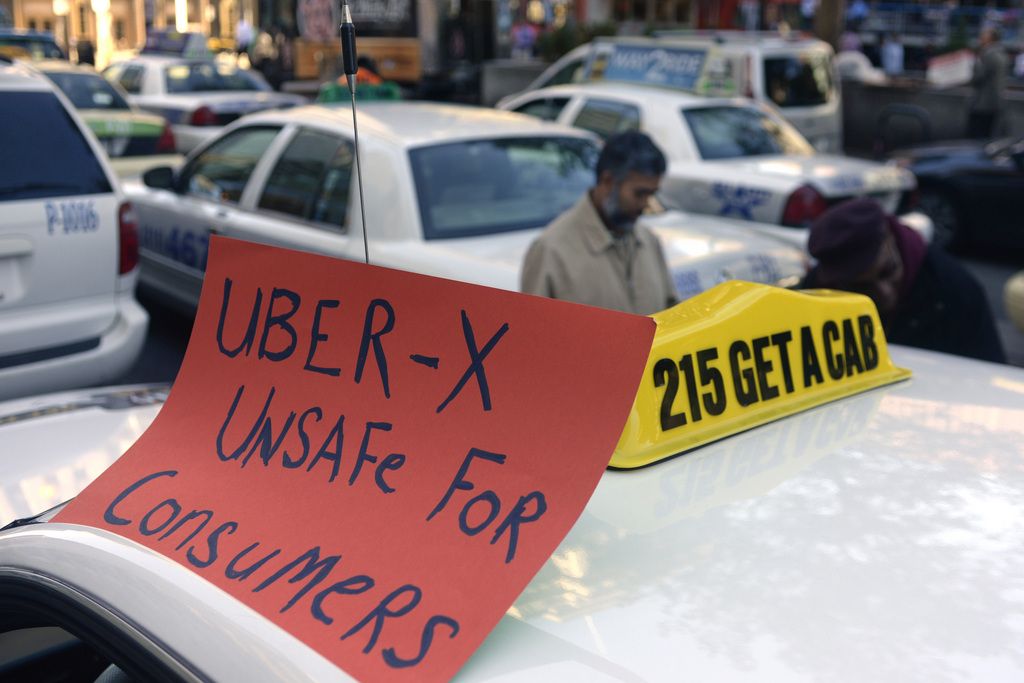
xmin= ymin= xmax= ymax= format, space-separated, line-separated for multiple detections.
xmin=702 ymin=154 xmax=916 ymax=197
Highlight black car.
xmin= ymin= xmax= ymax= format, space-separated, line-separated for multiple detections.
xmin=891 ymin=137 xmax=1024 ymax=252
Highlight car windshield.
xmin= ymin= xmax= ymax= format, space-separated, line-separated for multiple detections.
xmin=0 ymin=35 xmax=64 ymax=60
xmin=683 ymin=106 xmax=814 ymax=160
xmin=44 ymin=71 xmax=130 ymax=110
xmin=164 ymin=62 xmax=266 ymax=93
xmin=410 ymin=137 xmax=597 ymax=240
xmin=764 ymin=53 xmax=833 ymax=108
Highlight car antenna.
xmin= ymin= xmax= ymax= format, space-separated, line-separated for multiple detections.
xmin=340 ymin=0 xmax=370 ymax=265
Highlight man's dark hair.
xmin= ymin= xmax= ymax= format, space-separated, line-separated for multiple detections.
xmin=596 ymin=131 xmax=667 ymax=182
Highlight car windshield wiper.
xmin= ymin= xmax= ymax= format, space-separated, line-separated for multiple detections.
xmin=0 ymin=182 xmax=85 ymax=196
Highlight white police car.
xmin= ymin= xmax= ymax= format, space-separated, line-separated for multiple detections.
xmin=0 ymin=59 xmax=148 ymax=401
xmin=124 ymin=102 xmax=807 ymax=311
xmin=499 ymin=82 xmax=930 ymax=247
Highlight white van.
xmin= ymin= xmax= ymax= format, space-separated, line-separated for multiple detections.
xmin=0 ymin=59 xmax=148 ymax=400
xmin=499 ymin=31 xmax=843 ymax=153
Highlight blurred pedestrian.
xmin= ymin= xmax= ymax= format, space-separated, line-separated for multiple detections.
xmin=740 ymin=0 xmax=760 ymax=31
xmin=802 ymin=198 xmax=1005 ymax=363
xmin=881 ymin=32 xmax=904 ymax=77
xmin=317 ymin=55 xmax=402 ymax=102
xmin=511 ymin=21 xmax=537 ymax=60
xmin=846 ymin=0 xmax=869 ymax=32
xmin=521 ymin=131 xmax=679 ymax=315
xmin=235 ymin=16 xmax=254 ymax=65
xmin=274 ymin=26 xmax=296 ymax=90
xmin=967 ymin=26 xmax=1008 ymax=139
xmin=800 ymin=0 xmax=818 ymax=32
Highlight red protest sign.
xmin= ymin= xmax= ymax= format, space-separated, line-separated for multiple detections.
xmin=56 ymin=237 xmax=655 ymax=681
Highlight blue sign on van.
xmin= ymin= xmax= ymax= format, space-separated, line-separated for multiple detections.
xmin=602 ymin=45 xmax=706 ymax=90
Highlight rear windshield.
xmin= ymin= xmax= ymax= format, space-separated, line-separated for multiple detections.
xmin=683 ymin=106 xmax=813 ymax=160
xmin=44 ymin=71 xmax=130 ymax=110
xmin=0 ymin=92 xmax=111 ymax=200
xmin=763 ymin=53 xmax=833 ymax=108
xmin=164 ymin=62 xmax=266 ymax=93
xmin=0 ymin=35 xmax=65 ymax=60
xmin=409 ymin=137 xmax=597 ymax=239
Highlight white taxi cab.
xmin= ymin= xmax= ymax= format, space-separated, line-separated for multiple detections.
xmin=125 ymin=102 xmax=807 ymax=311
xmin=498 ymin=33 xmax=843 ymax=153
xmin=0 ymin=59 xmax=148 ymax=401
xmin=498 ymin=82 xmax=930 ymax=247
xmin=1 ymin=340 xmax=1022 ymax=680
xmin=102 ymin=55 xmax=306 ymax=153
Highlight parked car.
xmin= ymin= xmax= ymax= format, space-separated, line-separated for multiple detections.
xmin=2 ymin=338 xmax=1023 ymax=680
xmin=34 ymin=60 xmax=177 ymax=158
xmin=0 ymin=27 xmax=64 ymax=61
xmin=499 ymin=82 xmax=928 ymax=247
xmin=1007 ymin=270 xmax=1024 ymax=334
xmin=101 ymin=55 xmax=306 ymax=153
xmin=890 ymin=137 xmax=1024 ymax=250
xmin=125 ymin=102 xmax=807 ymax=313
xmin=498 ymin=32 xmax=843 ymax=153
xmin=0 ymin=59 xmax=148 ymax=401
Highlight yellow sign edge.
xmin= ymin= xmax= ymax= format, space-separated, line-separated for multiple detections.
xmin=609 ymin=364 xmax=912 ymax=470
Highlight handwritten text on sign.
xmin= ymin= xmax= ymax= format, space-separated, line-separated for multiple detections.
xmin=56 ymin=237 xmax=655 ymax=681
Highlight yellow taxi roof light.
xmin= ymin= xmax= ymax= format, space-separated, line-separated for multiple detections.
xmin=612 ymin=281 xmax=911 ymax=469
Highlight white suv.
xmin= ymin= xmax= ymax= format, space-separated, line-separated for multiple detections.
xmin=0 ymin=59 xmax=148 ymax=400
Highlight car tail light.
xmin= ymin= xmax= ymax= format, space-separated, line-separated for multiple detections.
xmin=155 ymin=121 xmax=176 ymax=153
xmin=781 ymin=185 xmax=828 ymax=227
xmin=190 ymin=106 xmax=218 ymax=126
xmin=118 ymin=202 xmax=140 ymax=274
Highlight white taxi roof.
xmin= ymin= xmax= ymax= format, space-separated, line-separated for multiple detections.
xmin=2 ymin=346 xmax=1023 ymax=680
xmin=239 ymin=101 xmax=599 ymax=149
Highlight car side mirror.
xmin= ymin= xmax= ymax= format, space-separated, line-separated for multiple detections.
xmin=142 ymin=166 xmax=176 ymax=191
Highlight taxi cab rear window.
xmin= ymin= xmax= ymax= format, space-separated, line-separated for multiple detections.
xmin=0 ymin=92 xmax=111 ymax=201
xmin=763 ymin=54 xmax=833 ymax=108
xmin=409 ymin=137 xmax=596 ymax=239
xmin=682 ymin=106 xmax=813 ymax=160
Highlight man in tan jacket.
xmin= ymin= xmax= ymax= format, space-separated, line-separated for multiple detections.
xmin=520 ymin=131 xmax=678 ymax=315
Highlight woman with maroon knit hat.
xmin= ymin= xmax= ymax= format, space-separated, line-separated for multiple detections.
xmin=801 ymin=198 xmax=1006 ymax=364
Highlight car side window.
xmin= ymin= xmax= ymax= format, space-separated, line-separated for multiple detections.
xmin=513 ymin=97 xmax=570 ymax=122
xmin=544 ymin=58 xmax=585 ymax=87
xmin=258 ymin=128 xmax=353 ymax=227
xmin=572 ymin=99 xmax=641 ymax=140
xmin=310 ymin=139 xmax=355 ymax=228
xmin=181 ymin=126 xmax=280 ymax=204
xmin=116 ymin=65 xmax=144 ymax=94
